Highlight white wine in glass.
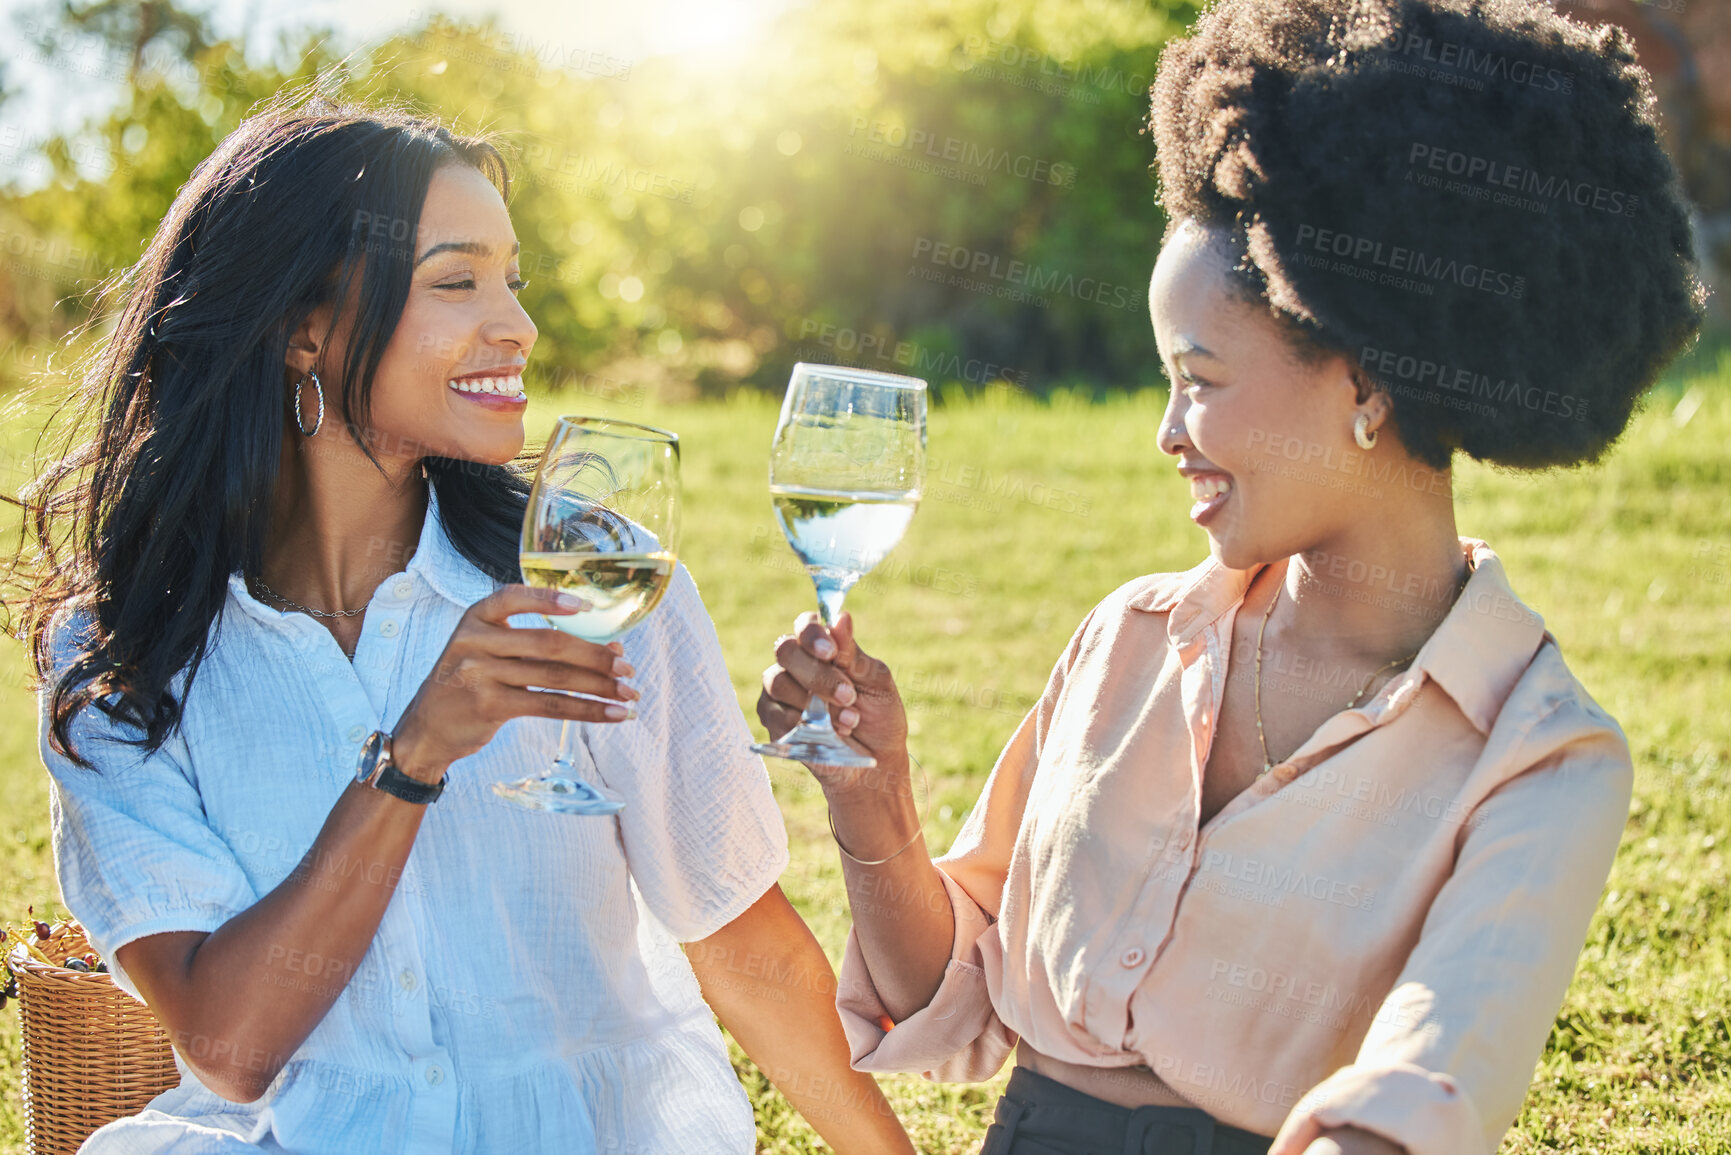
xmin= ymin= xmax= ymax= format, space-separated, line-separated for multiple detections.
xmin=517 ymin=552 xmax=678 ymax=642
xmin=752 ymin=364 xmax=927 ymax=768
xmin=493 ymin=416 xmax=681 ymax=815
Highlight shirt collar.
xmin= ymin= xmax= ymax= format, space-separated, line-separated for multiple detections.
xmin=1125 ymin=555 xmax=1251 ymax=647
xmin=1406 ymin=540 xmax=1546 ymax=733
xmin=226 ymin=484 xmax=501 ymax=621
xmin=1126 ymin=538 xmax=1546 ymax=734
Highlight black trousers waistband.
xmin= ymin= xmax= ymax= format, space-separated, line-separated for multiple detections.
xmin=978 ymin=1066 xmax=1274 ymax=1155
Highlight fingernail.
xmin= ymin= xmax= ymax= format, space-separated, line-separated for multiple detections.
xmin=604 ymin=704 xmax=630 ymax=720
xmin=834 ymin=682 xmax=855 ymax=705
xmin=613 ymin=658 xmax=635 ymax=677
xmin=814 ymin=638 xmax=836 ymax=658
xmin=618 ymin=681 xmax=639 ymax=701
xmin=555 ymin=593 xmax=586 ymax=610
xmin=839 ymin=708 xmax=859 ymax=727
xmin=608 ymin=641 xmax=624 ymax=654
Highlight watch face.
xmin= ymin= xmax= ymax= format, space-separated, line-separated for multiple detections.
xmin=355 ymin=731 xmax=383 ymax=782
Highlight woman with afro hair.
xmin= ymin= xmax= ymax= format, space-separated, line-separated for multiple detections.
xmin=757 ymin=0 xmax=1704 ymax=1153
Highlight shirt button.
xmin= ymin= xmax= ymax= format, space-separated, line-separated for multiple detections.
xmin=347 ymin=725 xmax=366 ymax=743
xmin=398 ymin=969 xmax=418 ymax=992
xmin=1120 ymin=947 xmax=1145 ymax=968
xmin=393 ymin=579 xmax=413 ymax=598
xmin=424 ymin=1064 xmax=444 ymax=1086
xmin=379 ymin=620 xmax=399 ymax=637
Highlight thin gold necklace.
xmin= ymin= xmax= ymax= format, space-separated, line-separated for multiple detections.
xmin=1252 ymin=577 xmax=1432 ymax=777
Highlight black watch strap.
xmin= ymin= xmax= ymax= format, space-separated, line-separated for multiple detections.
xmin=356 ymin=729 xmax=445 ymax=805
xmin=372 ymin=760 xmax=445 ymax=805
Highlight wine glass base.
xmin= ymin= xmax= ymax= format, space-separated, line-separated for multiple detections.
xmin=491 ymin=775 xmax=626 ymax=815
xmin=752 ymin=729 xmax=877 ymax=768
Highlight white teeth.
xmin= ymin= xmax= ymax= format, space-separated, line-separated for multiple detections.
xmin=447 ymin=374 xmax=525 ymax=397
xmin=1189 ymin=475 xmax=1232 ymax=501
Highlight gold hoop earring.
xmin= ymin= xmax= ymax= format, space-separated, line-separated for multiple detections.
xmin=1353 ymin=412 xmax=1378 ymax=450
xmin=293 ymin=370 xmax=325 ymax=438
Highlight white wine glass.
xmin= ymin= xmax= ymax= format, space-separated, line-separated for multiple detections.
xmin=751 ymin=363 xmax=927 ymax=768
xmin=493 ymin=416 xmax=681 ymax=815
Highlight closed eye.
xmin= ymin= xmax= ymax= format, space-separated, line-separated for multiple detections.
xmin=1155 ymin=364 xmax=1209 ymax=388
xmin=434 ymin=278 xmax=530 ymax=292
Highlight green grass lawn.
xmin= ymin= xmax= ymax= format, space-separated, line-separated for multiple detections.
xmin=1 ymin=347 xmax=1728 ymax=1152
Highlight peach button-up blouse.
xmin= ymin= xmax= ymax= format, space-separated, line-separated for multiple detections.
xmin=834 ymin=539 xmax=1631 ymax=1155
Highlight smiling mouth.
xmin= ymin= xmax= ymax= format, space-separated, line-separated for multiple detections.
xmin=1189 ymin=475 xmax=1232 ymax=502
xmin=1187 ymin=473 xmax=1233 ymax=525
xmin=446 ymin=374 xmax=525 ymax=399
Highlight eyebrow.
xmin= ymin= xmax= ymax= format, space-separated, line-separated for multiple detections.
xmin=415 ymin=240 xmax=522 ymax=267
xmin=1172 ymin=337 xmax=1217 ymax=360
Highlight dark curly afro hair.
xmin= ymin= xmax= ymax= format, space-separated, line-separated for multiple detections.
xmin=1150 ymin=0 xmax=1706 ymax=470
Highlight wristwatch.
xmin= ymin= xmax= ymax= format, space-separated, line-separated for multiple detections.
xmin=353 ymin=729 xmax=445 ymax=805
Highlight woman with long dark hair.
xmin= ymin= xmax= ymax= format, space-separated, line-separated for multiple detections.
xmin=758 ymin=1 xmax=1704 ymax=1153
xmin=5 ymin=92 xmax=912 ymax=1153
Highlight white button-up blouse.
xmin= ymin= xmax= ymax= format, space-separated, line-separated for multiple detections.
xmin=39 ymin=485 xmax=789 ymax=1154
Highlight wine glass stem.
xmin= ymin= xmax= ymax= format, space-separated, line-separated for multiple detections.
xmin=801 ymin=585 xmax=850 ymax=732
xmin=551 ymin=717 xmax=581 ymax=778
xmin=800 ymin=691 xmax=836 ymax=731
xmin=817 ymin=588 xmax=844 ymax=633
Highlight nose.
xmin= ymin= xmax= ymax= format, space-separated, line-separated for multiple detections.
xmin=1156 ymin=387 xmax=1190 ymax=457
xmin=487 ymin=285 xmax=538 ymax=359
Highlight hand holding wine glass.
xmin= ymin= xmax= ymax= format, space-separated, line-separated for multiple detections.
xmin=390 ymin=584 xmax=638 ymax=785
xmin=756 ymin=608 xmax=911 ymax=790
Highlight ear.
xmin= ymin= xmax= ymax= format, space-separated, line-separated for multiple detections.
xmin=283 ymin=303 xmax=334 ymax=378
xmin=1349 ymin=362 xmax=1394 ymax=430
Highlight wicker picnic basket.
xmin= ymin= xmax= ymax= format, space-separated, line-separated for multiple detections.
xmin=6 ymin=921 xmax=180 ymax=1155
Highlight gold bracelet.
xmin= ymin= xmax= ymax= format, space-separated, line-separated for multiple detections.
xmin=827 ymin=755 xmax=931 ymax=867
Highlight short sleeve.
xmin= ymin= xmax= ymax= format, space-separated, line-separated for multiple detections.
xmin=584 ymin=563 xmax=789 ymax=942
xmin=1270 ymin=698 xmax=1633 ymax=1155
xmin=38 ymin=612 xmax=257 ymax=1002
xmin=834 ymin=604 xmax=1101 ymax=1080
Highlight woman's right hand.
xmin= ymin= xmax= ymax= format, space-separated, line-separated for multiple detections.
xmin=390 ymin=584 xmax=638 ymax=783
xmin=756 ymin=610 xmax=910 ymax=788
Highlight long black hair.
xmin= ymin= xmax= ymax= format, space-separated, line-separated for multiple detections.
xmin=3 ymin=89 xmax=536 ymax=769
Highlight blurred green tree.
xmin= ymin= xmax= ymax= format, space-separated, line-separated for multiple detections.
xmin=0 ymin=0 xmax=1202 ymax=397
